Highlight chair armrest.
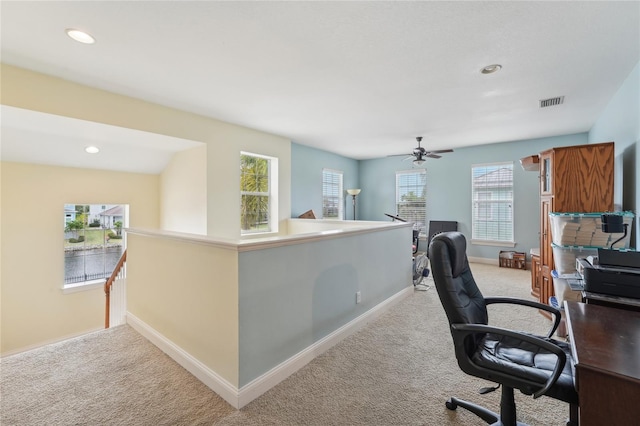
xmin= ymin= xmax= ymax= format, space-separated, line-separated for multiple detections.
xmin=484 ymin=297 xmax=561 ymax=338
xmin=451 ymin=323 xmax=567 ymax=399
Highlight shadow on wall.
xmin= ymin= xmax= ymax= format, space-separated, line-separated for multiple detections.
xmin=622 ymin=142 xmax=637 ymax=248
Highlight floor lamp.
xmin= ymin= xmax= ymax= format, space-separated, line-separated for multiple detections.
xmin=346 ymin=189 xmax=361 ymax=220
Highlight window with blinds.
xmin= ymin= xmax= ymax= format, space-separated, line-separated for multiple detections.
xmin=396 ymin=170 xmax=427 ymax=234
xmin=471 ymin=162 xmax=514 ymax=244
xmin=322 ymin=169 xmax=343 ymax=219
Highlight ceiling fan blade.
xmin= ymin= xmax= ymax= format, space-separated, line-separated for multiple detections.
xmin=391 ymin=138 xmax=453 ymax=162
xmin=426 ymin=149 xmax=454 ymax=154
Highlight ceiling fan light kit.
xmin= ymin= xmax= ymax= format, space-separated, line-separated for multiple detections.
xmin=481 ymin=64 xmax=502 ymax=74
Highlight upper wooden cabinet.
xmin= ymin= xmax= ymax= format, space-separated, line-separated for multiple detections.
xmin=539 ymin=142 xmax=614 ymax=211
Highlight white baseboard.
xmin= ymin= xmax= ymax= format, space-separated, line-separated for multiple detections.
xmin=237 ymin=285 xmax=413 ymax=407
xmin=0 ymin=326 xmax=104 ymax=358
xmin=127 ymin=313 xmax=240 ymax=407
xmin=467 ymin=256 xmax=497 ymax=265
xmin=127 ymin=285 xmax=413 ymax=409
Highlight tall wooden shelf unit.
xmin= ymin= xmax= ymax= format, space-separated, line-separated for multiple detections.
xmin=537 ymin=142 xmax=614 ymax=309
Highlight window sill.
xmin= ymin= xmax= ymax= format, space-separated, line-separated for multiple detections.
xmin=471 ymin=239 xmax=517 ymax=248
xmin=241 ymin=230 xmax=278 ymax=239
xmin=63 ymin=279 xmax=105 ymax=294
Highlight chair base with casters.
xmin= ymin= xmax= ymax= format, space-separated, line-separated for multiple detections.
xmin=446 ymin=386 xmax=526 ymax=426
xmin=428 ymin=231 xmax=578 ymax=426
xmin=445 ymin=386 xmax=578 ymax=426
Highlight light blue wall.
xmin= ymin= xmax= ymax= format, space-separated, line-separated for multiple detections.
xmin=237 ymin=225 xmax=411 ymax=386
xmin=358 ymin=133 xmax=589 ymax=260
xmin=291 ymin=143 xmax=360 ymax=219
xmin=291 ymin=62 xmax=640 ymax=255
xmin=589 ymin=60 xmax=639 ymax=248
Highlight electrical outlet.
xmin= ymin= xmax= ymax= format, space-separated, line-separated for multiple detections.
xmin=356 ymin=291 xmax=362 ymax=304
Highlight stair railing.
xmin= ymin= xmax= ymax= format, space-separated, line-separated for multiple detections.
xmin=104 ymin=249 xmax=127 ymax=328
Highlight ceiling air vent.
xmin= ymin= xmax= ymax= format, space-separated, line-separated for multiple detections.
xmin=539 ymin=96 xmax=565 ymax=108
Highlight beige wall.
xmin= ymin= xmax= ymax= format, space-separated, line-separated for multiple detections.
xmin=127 ymin=233 xmax=239 ymax=386
xmin=0 ymin=64 xmax=293 ymax=353
xmin=0 ymin=163 xmax=159 ymax=354
xmin=1 ymin=64 xmax=292 ymax=240
xmin=161 ymin=145 xmax=208 ymax=235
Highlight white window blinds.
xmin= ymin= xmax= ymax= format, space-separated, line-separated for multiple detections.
xmin=471 ymin=162 xmax=514 ymax=243
xmin=396 ymin=170 xmax=427 ymax=234
xmin=322 ymin=169 xmax=343 ymax=219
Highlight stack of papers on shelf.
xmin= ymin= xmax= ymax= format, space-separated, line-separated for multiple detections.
xmin=566 ymin=278 xmax=585 ymax=291
xmin=551 ymin=270 xmax=585 ymax=291
xmin=552 ymin=216 xmax=611 ymax=247
xmin=552 ymin=270 xmax=582 ymax=280
xmin=591 ymin=235 xmax=610 ymax=246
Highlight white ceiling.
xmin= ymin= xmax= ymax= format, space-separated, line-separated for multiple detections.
xmin=1 ymin=105 xmax=203 ymax=174
xmin=1 ymin=1 xmax=639 ymax=171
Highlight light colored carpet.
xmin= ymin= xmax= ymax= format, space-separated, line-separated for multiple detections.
xmin=1 ymin=263 xmax=569 ymax=425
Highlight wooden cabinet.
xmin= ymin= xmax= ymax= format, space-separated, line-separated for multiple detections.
xmin=531 ymin=253 xmax=541 ymax=298
xmin=537 ymin=142 xmax=614 ymax=308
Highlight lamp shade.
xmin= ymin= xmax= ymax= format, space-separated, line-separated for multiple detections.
xmin=346 ymin=189 xmax=361 ymax=196
xmin=413 ymin=159 xmax=425 ymax=166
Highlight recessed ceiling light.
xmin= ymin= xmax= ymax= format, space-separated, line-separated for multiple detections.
xmin=85 ymin=146 xmax=100 ymax=154
xmin=66 ymin=28 xmax=96 ymax=44
xmin=481 ymin=64 xmax=502 ymax=74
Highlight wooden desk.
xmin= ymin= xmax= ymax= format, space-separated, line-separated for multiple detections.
xmin=582 ymin=291 xmax=640 ymax=312
xmin=564 ymin=301 xmax=640 ymax=425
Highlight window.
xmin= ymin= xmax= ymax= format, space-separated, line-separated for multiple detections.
xmin=471 ymin=162 xmax=514 ymax=244
xmin=396 ymin=170 xmax=427 ymax=235
xmin=241 ymin=152 xmax=277 ymax=234
xmin=322 ymin=169 xmax=344 ymax=219
xmin=64 ymin=204 xmax=127 ymax=289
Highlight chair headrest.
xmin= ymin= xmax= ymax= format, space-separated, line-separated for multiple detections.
xmin=432 ymin=231 xmax=467 ymax=277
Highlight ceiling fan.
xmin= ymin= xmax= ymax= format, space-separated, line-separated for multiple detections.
xmin=388 ymin=137 xmax=453 ymax=166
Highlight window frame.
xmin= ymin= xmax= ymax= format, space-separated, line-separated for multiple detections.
xmin=471 ymin=161 xmax=515 ymax=247
xmin=240 ymin=151 xmax=278 ymax=235
xmin=322 ymin=168 xmax=344 ymax=220
xmin=395 ymin=169 xmax=427 ymax=236
xmin=63 ymin=203 xmax=127 ymax=293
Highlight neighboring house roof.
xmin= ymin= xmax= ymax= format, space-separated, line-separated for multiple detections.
xmin=100 ymin=205 xmax=123 ymax=217
xmin=473 ymin=168 xmax=513 ymax=188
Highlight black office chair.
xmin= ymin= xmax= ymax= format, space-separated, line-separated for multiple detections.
xmin=428 ymin=232 xmax=578 ymax=426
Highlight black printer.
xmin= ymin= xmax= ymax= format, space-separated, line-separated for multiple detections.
xmin=576 ymin=249 xmax=640 ymax=299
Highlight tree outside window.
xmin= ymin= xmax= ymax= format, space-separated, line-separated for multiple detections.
xmin=240 ymin=154 xmax=271 ymax=233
